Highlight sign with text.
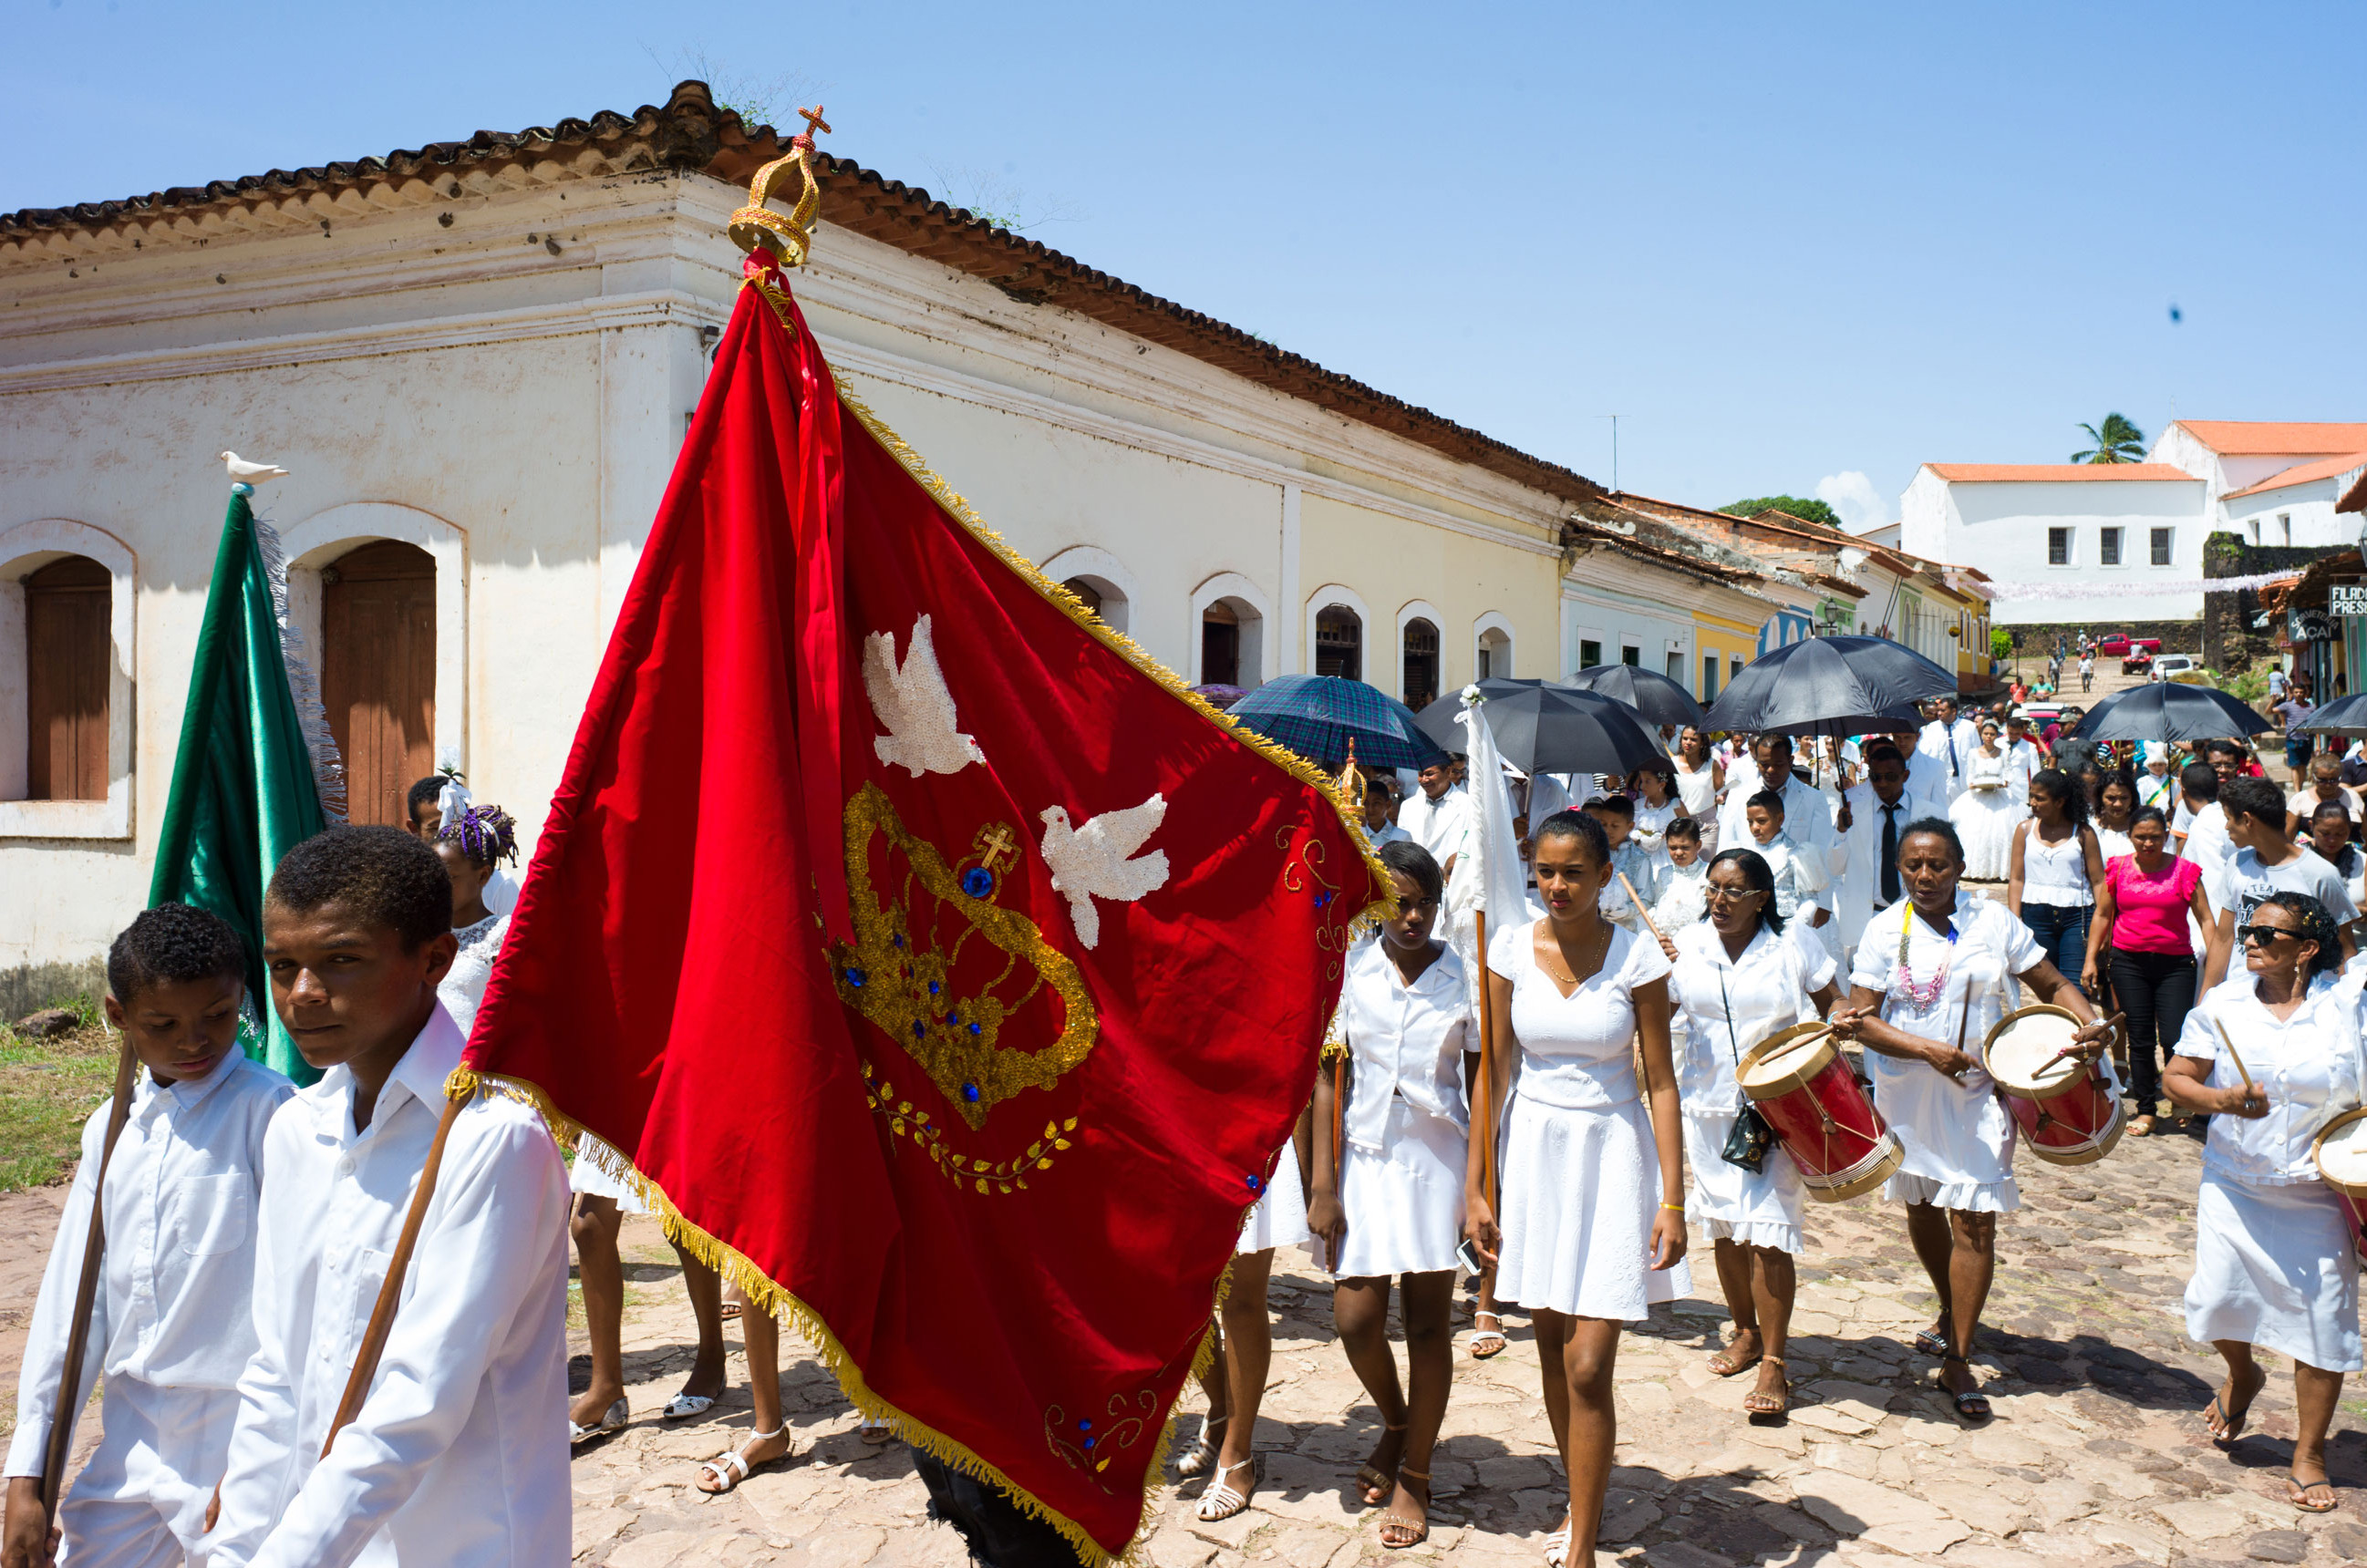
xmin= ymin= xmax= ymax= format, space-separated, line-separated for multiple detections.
xmin=2332 ymin=584 xmax=2367 ymax=617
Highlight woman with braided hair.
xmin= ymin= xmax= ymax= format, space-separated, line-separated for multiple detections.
xmin=2168 ymin=892 xmax=2362 ymax=1513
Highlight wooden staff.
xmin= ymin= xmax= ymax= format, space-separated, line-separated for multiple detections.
xmin=1474 ymin=907 xmax=1497 ymax=1211
xmin=322 ymin=1088 xmax=471 ymax=1458
xmin=1616 ymin=870 xmax=1666 ymax=949
xmin=40 ymin=1038 xmax=139 ymax=1519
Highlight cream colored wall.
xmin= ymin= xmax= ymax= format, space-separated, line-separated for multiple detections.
xmin=1297 ymin=492 xmax=1556 ymax=703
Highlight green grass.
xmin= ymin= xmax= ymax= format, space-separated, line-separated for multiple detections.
xmin=0 ymin=1009 xmax=120 ymax=1191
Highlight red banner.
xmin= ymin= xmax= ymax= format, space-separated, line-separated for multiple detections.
xmin=460 ymin=248 xmax=1381 ymax=1561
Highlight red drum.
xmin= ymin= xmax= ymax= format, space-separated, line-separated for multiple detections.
xmin=1985 ymin=1005 xmax=2124 ymax=1166
xmin=1737 ymin=1022 xmax=1902 ymax=1203
xmin=2312 ymin=1107 xmax=2367 ymax=1254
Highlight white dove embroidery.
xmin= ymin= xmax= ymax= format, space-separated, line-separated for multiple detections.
xmin=863 ymin=614 xmax=985 ymax=777
xmin=1039 ymin=794 xmax=1170 ymax=950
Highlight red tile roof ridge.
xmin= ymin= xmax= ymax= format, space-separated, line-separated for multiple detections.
xmin=2172 ymin=421 xmax=2367 ymax=456
xmin=1924 ymin=463 xmax=2197 ymax=482
xmin=2220 ymin=451 xmax=2367 ymax=501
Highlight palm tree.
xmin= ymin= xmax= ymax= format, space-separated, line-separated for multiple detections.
xmin=2072 ymin=413 xmax=2147 ymax=464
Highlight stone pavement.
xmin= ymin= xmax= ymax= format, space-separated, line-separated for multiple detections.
xmin=553 ymin=1113 xmax=2367 ymax=1568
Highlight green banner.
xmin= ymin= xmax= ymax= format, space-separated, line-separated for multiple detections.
xmin=149 ymin=489 xmax=333 ymax=1083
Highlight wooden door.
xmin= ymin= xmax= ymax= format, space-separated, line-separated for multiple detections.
xmin=322 ymin=541 xmax=435 ymax=826
xmin=25 ymin=555 xmax=110 ymax=800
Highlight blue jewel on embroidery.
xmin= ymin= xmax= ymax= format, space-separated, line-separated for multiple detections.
xmin=892 ymin=934 xmax=904 ymax=948
xmin=967 ymin=1023 xmax=982 ymax=1036
xmin=963 ymin=1081 xmax=981 ymax=1102
xmin=912 ymin=1021 xmax=926 ymax=1038
xmin=1082 ymin=1437 xmax=1095 ymax=1449
xmin=1315 ymin=891 xmax=1332 ymax=907
xmin=945 ymin=1012 xmax=957 ymax=1025
xmin=928 ymin=981 xmax=941 ymax=995
xmin=961 ymin=867 xmax=995 ymax=899
xmin=1079 ymin=1419 xmax=1092 ymax=1431
xmin=844 ymin=968 xmax=866 ymax=987
xmin=1246 ymin=1172 xmax=1265 ymax=1193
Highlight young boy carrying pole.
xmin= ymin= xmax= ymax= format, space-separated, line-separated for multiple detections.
xmin=4 ymin=904 xmax=293 ymax=1568
xmin=203 ymin=826 xmax=571 ymax=1568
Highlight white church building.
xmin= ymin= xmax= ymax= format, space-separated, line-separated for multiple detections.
xmin=1890 ymin=421 xmax=2367 ymax=626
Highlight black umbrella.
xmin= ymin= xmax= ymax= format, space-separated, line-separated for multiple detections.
xmin=1413 ymin=682 xmax=1667 ymax=776
xmin=2067 ymin=682 xmax=2275 ymax=744
xmin=1566 ymin=663 xmax=1708 ymax=729
xmin=2302 ymin=693 xmax=2367 ymax=735
xmin=1229 ymin=675 xmax=1447 ymax=769
xmin=1700 ymin=636 xmax=1958 ymax=738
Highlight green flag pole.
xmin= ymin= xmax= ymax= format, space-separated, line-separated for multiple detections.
xmin=149 ymin=486 xmax=340 ymax=1082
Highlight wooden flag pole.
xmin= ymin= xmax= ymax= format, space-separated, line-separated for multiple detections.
xmin=40 ymin=1038 xmax=139 ymax=1519
xmin=322 ymin=1088 xmax=471 ymax=1459
xmin=1475 ymin=907 xmax=1497 ymax=1211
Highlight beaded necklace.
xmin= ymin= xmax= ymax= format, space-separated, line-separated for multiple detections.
xmin=1890 ymin=896 xmax=1959 ymax=1008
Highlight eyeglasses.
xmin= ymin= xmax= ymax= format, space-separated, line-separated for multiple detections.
xmin=1703 ymin=885 xmax=1763 ymax=903
xmin=2238 ymin=923 xmax=2300 ymax=946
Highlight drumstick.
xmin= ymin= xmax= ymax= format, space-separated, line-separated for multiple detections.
xmin=2207 ymin=1010 xmax=2256 ymax=1094
xmin=2041 ymin=1011 xmax=2125 ymax=1070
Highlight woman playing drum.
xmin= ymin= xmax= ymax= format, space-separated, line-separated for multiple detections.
xmin=1663 ymin=848 xmax=1841 ymax=1418
xmin=2166 ymin=892 xmax=2361 ymax=1513
xmin=1830 ymin=819 xmax=2108 ymax=1419
xmin=1465 ymin=810 xmax=1688 ymax=1568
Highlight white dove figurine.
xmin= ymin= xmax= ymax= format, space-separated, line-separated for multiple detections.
xmin=219 ymin=450 xmax=289 ymax=484
xmin=1039 ymin=794 xmax=1170 ymax=950
xmin=863 ymin=614 xmax=985 ymax=777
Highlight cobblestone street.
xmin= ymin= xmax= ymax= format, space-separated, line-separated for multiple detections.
xmin=537 ymin=1111 xmax=2367 ymax=1568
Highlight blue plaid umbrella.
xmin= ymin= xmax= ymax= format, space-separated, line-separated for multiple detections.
xmin=1228 ymin=675 xmax=1448 ymax=770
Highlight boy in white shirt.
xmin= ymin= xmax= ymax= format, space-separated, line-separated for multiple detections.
xmin=205 ymin=826 xmax=572 ymax=1568
xmin=1649 ymin=816 xmax=1711 ymax=932
xmin=1743 ymin=789 xmax=1830 ymax=928
xmin=5 ymin=904 xmax=292 ymax=1568
xmin=1585 ymin=795 xmax=1652 ymax=931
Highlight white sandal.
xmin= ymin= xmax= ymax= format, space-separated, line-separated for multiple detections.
xmin=859 ymin=1416 xmax=895 ymax=1446
xmin=569 ymin=1396 xmax=628 ymax=1445
xmin=1543 ymin=1524 xmax=1571 ymax=1568
xmin=665 ymin=1391 xmax=716 ymax=1420
xmin=1195 ymin=1456 xmax=1256 ymax=1522
xmin=697 ymin=1425 xmax=789 ymax=1494
xmin=1467 ymin=1311 xmax=1507 ymax=1360
xmin=1175 ymin=1413 xmax=1226 ymax=1478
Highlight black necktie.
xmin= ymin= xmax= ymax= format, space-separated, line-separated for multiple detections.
xmin=1880 ymin=799 xmax=1902 ymax=904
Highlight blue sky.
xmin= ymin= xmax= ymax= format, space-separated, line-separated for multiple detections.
xmin=11 ymin=1 xmax=2362 ymax=525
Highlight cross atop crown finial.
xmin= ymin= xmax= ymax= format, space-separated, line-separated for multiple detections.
xmin=793 ymin=104 xmax=832 ymax=149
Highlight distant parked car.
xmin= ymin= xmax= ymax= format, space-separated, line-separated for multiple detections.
xmin=2151 ymin=655 xmax=2201 ymax=683
xmin=2097 ymin=634 xmax=2131 ymax=656
xmin=2122 ymin=646 xmax=2154 ymax=676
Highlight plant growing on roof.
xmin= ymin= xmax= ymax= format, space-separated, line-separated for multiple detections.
xmin=1718 ymin=495 xmax=1841 ymax=528
xmin=2072 ymin=413 xmax=2147 ymax=464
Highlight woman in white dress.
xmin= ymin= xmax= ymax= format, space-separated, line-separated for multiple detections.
xmin=1308 ymin=841 xmax=1471 ymax=1549
xmin=1465 ymin=810 xmax=1688 ymax=1568
xmin=1183 ymin=1089 xmax=1314 ymax=1520
xmin=1948 ymin=718 xmax=2020 ymax=881
xmin=2009 ymin=768 xmax=2106 ymax=991
xmin=1663 ymin=849 xmax=1840 ymax=1418
xmin=1674 ymin=727 xmax=1724 ymax=856
xmin=2166 ymin=892 xmax=2360 ymax=1513
xmin=1832 ymin=819 xmax=2109 ymax=1419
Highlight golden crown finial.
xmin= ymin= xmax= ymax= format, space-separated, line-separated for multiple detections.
xmin=729 ymin=107 xmax=831 ymax=266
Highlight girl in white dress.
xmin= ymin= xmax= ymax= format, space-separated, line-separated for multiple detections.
xmin=2167 ymin=893 xmax=2360 ymax=1513
xmin=1628 ymin=757 xmax=1689 ymax=861
xmin=1674 ymin=727 xmax=1724 ymax=856
xmin=1465 ymin=811 xmax=1688 ymax=1568
xmin=1948 ymin=719 xmax=2021 ymax=881
xmin=1183 ymin=1091 xmax=1313 ymax=1520
xmin=1308 ymin=841 xmax=1471 ymax=1549
xmin=2009 ymin=769 xmax=2106 ymax=989
xmin=1833 ymin=819 xmax=2109 ymax=1419
xmin=1662 ymin=849 xmax=1840 ymax=1418
xmin=2093 ymin=770 xmax=2139 ymax=864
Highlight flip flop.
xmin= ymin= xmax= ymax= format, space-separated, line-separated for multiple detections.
xmin=1379 ymin=1467 xmax=1430 ymax=1550
xmin=1942 ymin=1356 xmax=1990 ymax=1421
xmin=1467 ymin=1311 xmax=1507 ymax=1360
xmin=696 ymin=1425 xmax=790 ymax=1494
xmin=570 ymin=1396 xmax=628 ymax=1445
xmin=1913 ymin=1326 xmax=1950 ymax=1357
xmin=2289 ymin=1471 xmax=2340 ymax=1513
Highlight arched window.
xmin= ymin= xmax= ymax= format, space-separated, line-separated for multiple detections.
xmin=1476 ymin=625 xmax=1513 ymax=681
xmin=1200 ymin=601 xmax=1240 ymax=686
xmin=1315 ymin=604 xmax=1362 ymax=681
xmin=23 ymin=555 xmax=110 ymax=801
xmin=1401 ymin=618 xmax=1440 ymax=710
xmin=1057 ymin=573 xmax=1130 ymax=634
xmin=322 ymin=541 xmax=436 ymax=826
xmin=1191 ymin=574 xmax=1273 ymax=689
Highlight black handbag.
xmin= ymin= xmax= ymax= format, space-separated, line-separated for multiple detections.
xmin=1717 ymin=973 xmax=1776 ymax=1173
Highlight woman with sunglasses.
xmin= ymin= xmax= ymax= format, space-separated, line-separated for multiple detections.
xmin=1829 ymin=820 xmax=2110 ymax=1420
xmin=1662 ymin=849 xmax=1841 ymax=1418
xmin=2167 ymin=893 xmax=2360 ymax=1514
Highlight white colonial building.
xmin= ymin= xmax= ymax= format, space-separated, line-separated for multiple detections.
xmin=2 ymin=83 xmax=1721 ymax=1007
xmin=1892 ymin=420 xmax=2367 ymax=628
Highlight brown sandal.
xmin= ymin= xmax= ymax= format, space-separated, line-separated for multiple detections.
xmin=1742 ymin=1355 xmax=1789 ymax=1416
xmin=1380 ymin=1467 xmax=1430 ymax=1549
xmin=1355 ymin=1420 xmax=1407 ymax=1507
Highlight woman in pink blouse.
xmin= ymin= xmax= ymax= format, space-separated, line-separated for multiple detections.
xmin=2083 ymin=806 xmax=2213 ymax=1135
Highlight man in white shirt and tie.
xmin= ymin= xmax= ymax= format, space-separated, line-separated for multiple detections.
xmin=1914 ymin=696 xmax=1979 ymax=803
xmin=1717 ymin=734 xmax=1843 ymax=885
xmin=1832 ymin=742 xmax=1947 ymax=964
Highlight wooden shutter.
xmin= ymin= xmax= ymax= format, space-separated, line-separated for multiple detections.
xmin=322 ymin=542 xmax=436 ymax=826
xmin=25 ymin=555 xmax=111 ymax=801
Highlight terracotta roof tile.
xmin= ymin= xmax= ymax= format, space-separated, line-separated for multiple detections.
xmin=2172 ymin=421 xmax=2367 ymax=457
xmin=2220 ymin=451 xmax=2367 ymax=501
xmin=4 ymin=82 xmax=1607 ymax=510
xmin=1924 ymin=463 xmax=2197 ymax=482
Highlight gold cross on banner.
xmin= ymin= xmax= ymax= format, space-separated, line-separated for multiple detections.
xmin=796 ymin=104 xmax=832 ymax=141
xmin=973 ymin=823 xmax=1018 ymax=872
